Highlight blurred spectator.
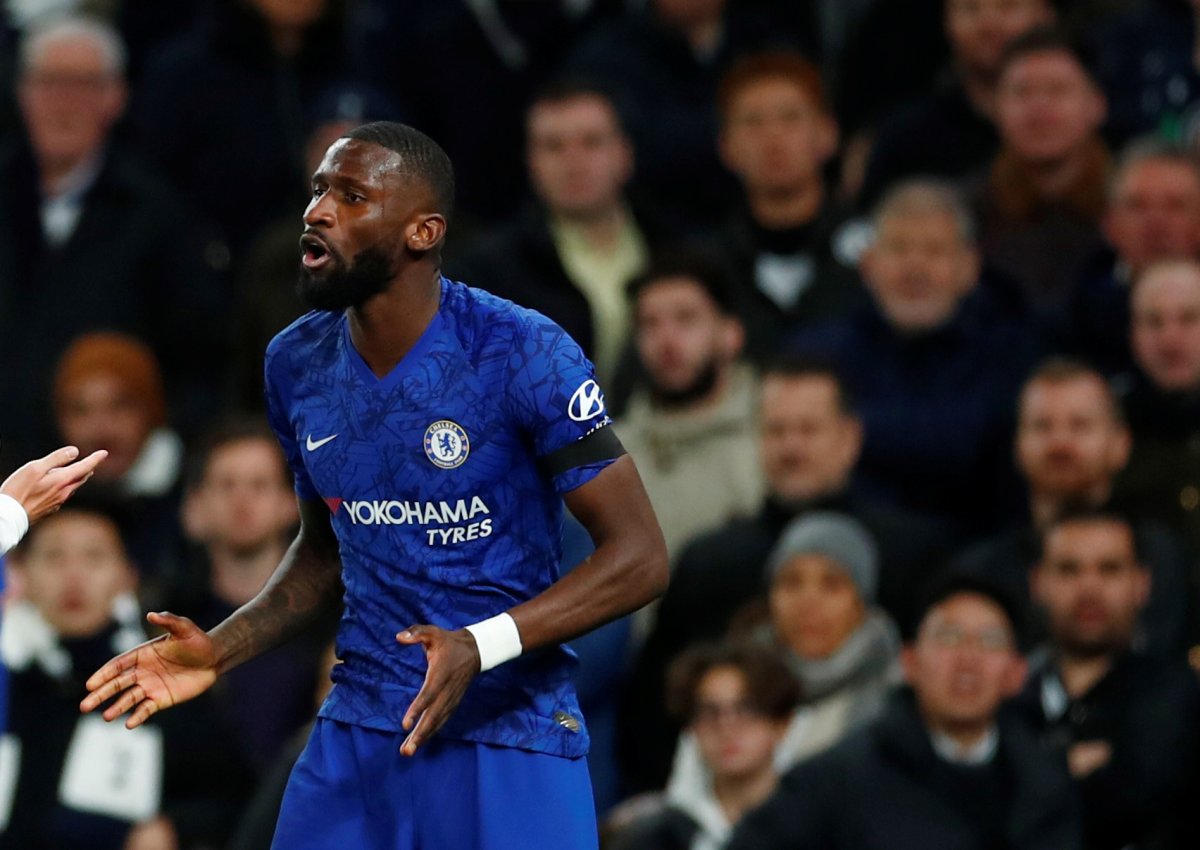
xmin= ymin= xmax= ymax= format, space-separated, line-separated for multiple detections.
xmin=715 ymin=51 xmax=864 ymax=358
xmin=451 ymin=80 xmax=674 ymax=384
xmin=0 ymin=508 xmax=250 ymax=849
xmin=729 ymin=574 xmax=1080 ymax=850
xmin=860 ymin=0 xmax=1055 ymax=208
xmin=752 ymin=513 xmax=900 ymax=764
xmin=616 ymin=254 xmax=762 ymax=564
xmin=229 ymin=83 xmax=401 ymax=411
xmin=656 ymin=514 xmax=902 ymax=818
xmin=131 ymin=0 xmax=351 ymax=263
xmin=1118 ymin=258 xmax=1200 ymax=555
xmin=351 ymin=0 xmax=608 ymax=225
xmin=0 ymin=14 xmax=225 ymax=468
xmin=565 ymin=0 xmax=792 ymax=233
xmin=621 ymin=361 xmax=945 ymax=792
xmin=972 ymin=26 xmax=1109 ymax=320
xmin=1018 ymin=508 xmax=1200 ymax=850
xmin=176 ymin=418 xmax=328 ymax=779
xmin=605 ymin=643 xmax=799 ymax=850
xmin=52 ymin=333 xmax=187 ymax=602
xmin=956 ymin=358 xmax=1195 ymax=655
xmin=1067 ymin=138 xmax=1200 ymax=377
xmin=791 ymin=179 xmax=1037 ymax=539
xmin=1092 ymin=0 xmax=1200 ymax=145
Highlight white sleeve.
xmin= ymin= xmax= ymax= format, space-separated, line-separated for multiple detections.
xmin=0 ymin=494 xmax=30 ymax=555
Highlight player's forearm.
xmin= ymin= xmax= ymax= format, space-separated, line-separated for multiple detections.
xmin=509 ymin=527 xmax=668 ymax=652
xmin=503 ymin=457 xmax=668 ymax=651
xmin=209 ymin=532 xmax=341 ymax=674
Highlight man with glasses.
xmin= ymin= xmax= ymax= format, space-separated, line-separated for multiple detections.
xmin=0 ymin=14 xmax=223 ymax=468
xmin=728 ymin=574 xmax=1080 ymax=850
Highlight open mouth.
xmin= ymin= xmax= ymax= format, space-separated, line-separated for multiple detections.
xmin=300 ymin=233 xmax=333 ymax=270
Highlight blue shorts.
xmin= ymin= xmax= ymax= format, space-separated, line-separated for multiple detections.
xmin=270 ymin=718 xmax=598 ymax=850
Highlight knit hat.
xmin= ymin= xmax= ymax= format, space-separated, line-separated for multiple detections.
xmin=766 ymin=512 xmax=880 ymax=602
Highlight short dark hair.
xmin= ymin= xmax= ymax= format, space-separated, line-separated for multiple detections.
xmin=527 ymin=77 xmax=626 ymax=133
xmin=1110 ymin=135 xmax=1200 ymax=200
xmin=997 ymin=25 xmax=1099 ymax=88
xmin=910 ymin=572 xmax=1024 ymax=645
xmin=666 ymin=641 xmax=801 ymax=724
xmin=625 ymin=250 xmax=738 ymax=315
xmin=1036 ymin=502 xmax=1146 ymax=565
xmin=342 ymin=121 xmax=455 ymax=219
xmin=1020 ymin=356 xmax=1125 ymax=425
xmin=186 ymin=417 xmax=292 ymax=493
xmin=761 ymin=353 xmax=856 ymax=413
xmin=717 ymin=50 xmax=827 ymax=122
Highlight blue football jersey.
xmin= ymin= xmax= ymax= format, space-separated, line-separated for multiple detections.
xmin=264 ymin=277 xmax=620 ymax=758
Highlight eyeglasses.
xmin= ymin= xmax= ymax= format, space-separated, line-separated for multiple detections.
xmin=692 ymin=700 xmax=766 ymax=727
xmin=925 ymin=624 xmax=1014 ymax=653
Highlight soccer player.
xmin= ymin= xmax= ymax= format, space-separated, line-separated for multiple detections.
xmin=0 ymin=445 xmax=107 ymax=555
xmin=79 ymin=122 xmax=669 ymax=849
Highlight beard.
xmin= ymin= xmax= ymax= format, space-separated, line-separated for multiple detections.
xmin=1050 ymin=605 xmax=1131 ymax=660
xmin=649 ymin=357 xmax=720 ymax=410
xmin=297 ymin=243 xmax=395 ymax=312
xmin=1055 ymin=628 xmax=1125 ymax=660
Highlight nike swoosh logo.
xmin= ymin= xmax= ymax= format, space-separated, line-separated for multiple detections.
xmin=306 ymin=434 xmax=338 ymax=451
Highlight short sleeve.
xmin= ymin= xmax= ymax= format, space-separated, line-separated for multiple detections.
xmin=504 ymin=311 xmax=622 ymax=494
xmin=264 ymin=343 xmax=321 ymax=502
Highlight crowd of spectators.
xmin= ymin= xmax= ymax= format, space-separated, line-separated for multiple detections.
xmin=2 ymin=1 xmax=1200 ymax=848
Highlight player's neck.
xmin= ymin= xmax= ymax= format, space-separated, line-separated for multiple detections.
xmin=347 ymin=267 xmax=442 ymax=378
xmin=209 ymin=538 xmax=290 ymax=607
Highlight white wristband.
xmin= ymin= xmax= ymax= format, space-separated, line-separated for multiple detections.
xmin=0 ymin=493 xmax=30 ymax=556
xmin=464 ymin=612 xmax=522 ymax=672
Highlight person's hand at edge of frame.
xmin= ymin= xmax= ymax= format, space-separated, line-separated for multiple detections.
xmin=1 ymin=445 xmax=108 ymax=523
xmin=79 ymin=611 xmax=219 ymax=728
xmin=396 ymin=625 xmax=482 ymax=756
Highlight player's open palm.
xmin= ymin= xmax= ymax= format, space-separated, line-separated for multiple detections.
xmin=79 ymin=611 xmax=219 ymax=728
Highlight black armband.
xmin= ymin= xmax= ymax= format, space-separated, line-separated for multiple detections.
xmin=541 ymin=425 xmax=626 ymax=478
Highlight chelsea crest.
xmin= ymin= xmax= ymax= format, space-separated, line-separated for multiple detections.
xmin=424 ymin=420 xmax=470 ymax=469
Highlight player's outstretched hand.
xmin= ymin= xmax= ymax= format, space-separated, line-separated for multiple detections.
xmin=396 ymin=625 xmax=481 ymax=756
xmin=80 ymin=612 xmax=219 ymax=729
xmin=1 ymin=445 xmax=108 ymax=523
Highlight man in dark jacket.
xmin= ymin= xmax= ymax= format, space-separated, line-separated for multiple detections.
xmin=449 ymin=80 xmax=676 ymax=389
xmin=729 ymin=574 xmax=1081 ymax=850
xmin=956 ymin=358 xmax=1195 ymax=655
xmin=859 ymin=0 xmax=1054 ymax=208
xmin=1017 ymin=507 xmax=1200 ymax=850
xmin=714 ymin=51 xmax=865 ymax=358
xmin=0 ymin=15 xmax=225 ymax=469
xmin=1117 ymin=258 xmax=1200 ymax=557
xmin=790 ymin=178 xmax=1038 ymax=540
